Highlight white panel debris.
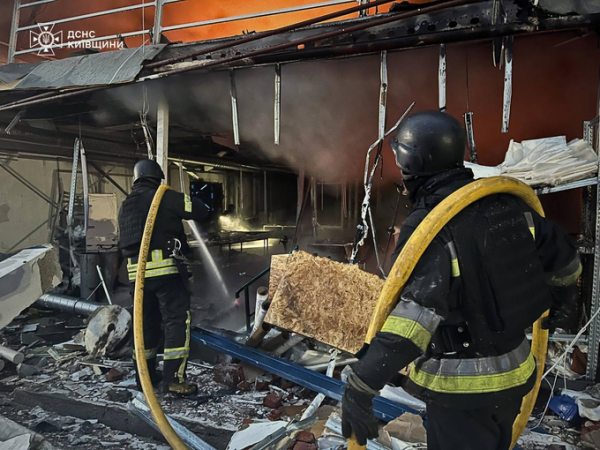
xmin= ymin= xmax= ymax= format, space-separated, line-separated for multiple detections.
xmin=226 ymin=421 xmax=287 ymax=450
xmin=0 ymin=245 xmax=62 ymax=331
xmin=0 ymin=433 xmax=31 ymax=450
xmin=465 ymin=137 xmax=598 ymax=188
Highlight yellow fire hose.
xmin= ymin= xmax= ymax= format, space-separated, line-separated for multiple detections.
xmin=134 ymin=184 xmax=188 ymax=450
xmin=135 ymin=179 xmax=546 ymax=450
xmin=349 ymin=176 xmax=549 ymax=450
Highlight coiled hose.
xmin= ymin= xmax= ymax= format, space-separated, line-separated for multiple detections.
xmin=134 ymin=184 xmax=188 ymax=450
xmin=349 ymin=176 xmax=549 ymax=450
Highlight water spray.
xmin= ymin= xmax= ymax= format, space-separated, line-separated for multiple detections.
xmin=187 ymin=220 xmax=230 ymax=300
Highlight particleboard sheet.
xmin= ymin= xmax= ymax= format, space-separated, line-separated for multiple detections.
xmin=268 ymin=254 xmax=288 ymax=303
xmin=265 ymin=251 xmax=384 ymax=354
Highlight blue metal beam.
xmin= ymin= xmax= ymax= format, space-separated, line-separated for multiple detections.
xmin=191 ymin=328 xmax=418 ymax=422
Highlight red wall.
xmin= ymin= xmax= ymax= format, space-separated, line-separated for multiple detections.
xmin=380 ymin=32 xmax=600 ymax=234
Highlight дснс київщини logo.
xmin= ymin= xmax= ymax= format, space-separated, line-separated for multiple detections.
xmin=30 ymin=24 xmax=62 ymax=56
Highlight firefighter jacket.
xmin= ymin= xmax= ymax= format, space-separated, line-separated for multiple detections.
xmin=353 ymin=168 xmax=581 ymax=408
xmin=118 ymin=179 xmax=210 ymax=281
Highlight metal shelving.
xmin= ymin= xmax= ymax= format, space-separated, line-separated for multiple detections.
xmin=585 ymin=115 xmax=600 ymax=382
xmin=534 ymin=177 xmax=598 ymax=195
xmin=522 ymin=121 xmax=600 ymax=382
xmin=581 ymin=118 xmax=600 ymax=382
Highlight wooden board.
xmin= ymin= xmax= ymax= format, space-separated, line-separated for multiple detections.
xmin=265 ymin=251 xmax=384 ymax=354
xmin=268 ymin=254 xmax=288 ymax=303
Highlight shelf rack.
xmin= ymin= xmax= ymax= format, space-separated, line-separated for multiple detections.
xmin=518 ymin=121 xmax=600 ymax=380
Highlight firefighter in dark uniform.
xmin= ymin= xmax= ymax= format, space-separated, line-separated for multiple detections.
xmin=341 ymin=112 xmax=581 ymax=449
xmin=119 ymin=159 xmax=211 ymax=396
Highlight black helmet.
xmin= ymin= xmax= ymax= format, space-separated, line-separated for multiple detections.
xmin=390 ymin=111 xmax=466 ymax=177
xmin=133 ymin=159 xmax=164 ymax=184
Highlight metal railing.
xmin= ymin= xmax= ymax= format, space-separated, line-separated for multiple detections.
xmin=235 ymin=266 xmax=271 ymax=332
xmin=160 ymin=0 xmax=358 ymax=33
xmin=8 ymin=0 xmax=366 ymax=63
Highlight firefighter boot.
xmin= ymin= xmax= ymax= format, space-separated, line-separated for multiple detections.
xmin=135 ymin=358 xmax=163 ymax=391
xmin=166 ymin=381 xmax=198 ymax=396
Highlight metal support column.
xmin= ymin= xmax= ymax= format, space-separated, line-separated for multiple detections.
xmin=230 ymin=69 xmax=241 ymax=146
xmin=501 ymin=36 xmax=514 ymax=133
xmin=464 ymin=112 xmax=478 ymax=163
xmin=153 ymin=0 xmax=165 ymax=45
xmin=156 ymin=97 xmax=170 ymax=184
xmin=80 ymin=142 xmax=90 ymax=235
xmin=8 ymin=0 xmax=21 ymax=64
xmin=239 ymin=169 xmax=244 ymax=214
xmin=439 ymin=43 xmax=447 ymax=112
xmin=297 ymin=169 xmax=305 ymax=222
xmin=378 ymin=51 xmax=388 ymax=140
xmin=274 ymin=64 xmax=281 ymax=145
xmin=178 ymin=160 xmax=186 ymax=193
xmin=263 ymin=171 xmax=268 ymax=220
xmin=311 ymin=176 xmax=318 ymax=237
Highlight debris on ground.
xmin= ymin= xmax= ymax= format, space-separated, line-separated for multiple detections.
xmin=226 ymin=421 xmax=288 ymax=450
xmin=379 ymin=413 xmax=427 ymax=448
xmin=0 ymin=246 xmax=62 ymax=332
xmin=214 ymin=363 xmax=245 ymax=387
xmin=2 ymin=299 xmax=599 ymax=450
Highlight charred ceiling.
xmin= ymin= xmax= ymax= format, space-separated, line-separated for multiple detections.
xmin=0 ymin=0 xmax=598 ymax=170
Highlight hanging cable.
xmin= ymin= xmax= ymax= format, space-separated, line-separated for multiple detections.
xmin=139 ymin=85 xmax=154 ymax=159
xmin=349 ymin=103 xmax=414 ymax=265
xmin=542 ymin=304 xmax=600 ymax=379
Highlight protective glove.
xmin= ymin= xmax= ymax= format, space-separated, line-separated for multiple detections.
xmin=542 ymin=284 xmax=579 ymax=333
xmin=341 ymin=370 xmax=380 ymax=446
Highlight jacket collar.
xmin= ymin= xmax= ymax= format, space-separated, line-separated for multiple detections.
xmin=133 ymin=179 xmax=161 ymax=190
xmin=412 ymin=168 xmax=474 ymax=208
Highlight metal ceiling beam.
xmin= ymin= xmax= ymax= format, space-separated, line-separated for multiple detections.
xmin=148 ymin=0 xmax=396 ymax=69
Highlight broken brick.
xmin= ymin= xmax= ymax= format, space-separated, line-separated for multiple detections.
xmin=214 ymin=363 xmax=245 ymax=387
xmin=242 ymin=418 xmax=254 ymax=426
xmin=280 ymin=379 xmax=295 ymax=390
xmin=293 ymin=442 xmax=318 ymax=450
xmin=268 ymin=410 xmax=282 ymax=421
xmin=263 ymin=392 xmax=283 ymax=409
xmin=237 ymin=381 xmax=252 ymax=392
xmin=295 ymin=431 xmax=316 ymax=443
xmin=255 ymin=380 xmax=270 ymax=391
xmin=278 ymin=405 xmax=307 ymax=418
xmin=105 ymin=368 xmax=123 ymax=382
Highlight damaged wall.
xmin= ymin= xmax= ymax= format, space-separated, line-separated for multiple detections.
xmin=101 ymin=31 xmax=599 ymax=239
xmin=0 ymin=157 xmax=134 ymax=257
xmin=0 ymin=154 xmax=296 ymax=256
xmin=2 ymin=31 xmax=598 ymax=257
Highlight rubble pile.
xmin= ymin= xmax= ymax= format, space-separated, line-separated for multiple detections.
xmin=0 ymin=306 xmax=317 ymax=449
xmin=1 ymin=298 xmax=598 ymax=449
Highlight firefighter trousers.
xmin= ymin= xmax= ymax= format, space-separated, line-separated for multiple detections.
xmin=133 ymin=275 xmax=192 ymax=389
xmin=426 ymin=396 xmax=523 ymax=450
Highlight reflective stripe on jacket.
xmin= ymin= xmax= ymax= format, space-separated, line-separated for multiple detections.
xmin=127 ymin=249 xmax=179 ymax=281
xmin=408 ymin=339 xmax=535 ymax=394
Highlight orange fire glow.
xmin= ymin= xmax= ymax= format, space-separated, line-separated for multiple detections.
xmin=11 ymin=0 xmax=428 ymax=56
